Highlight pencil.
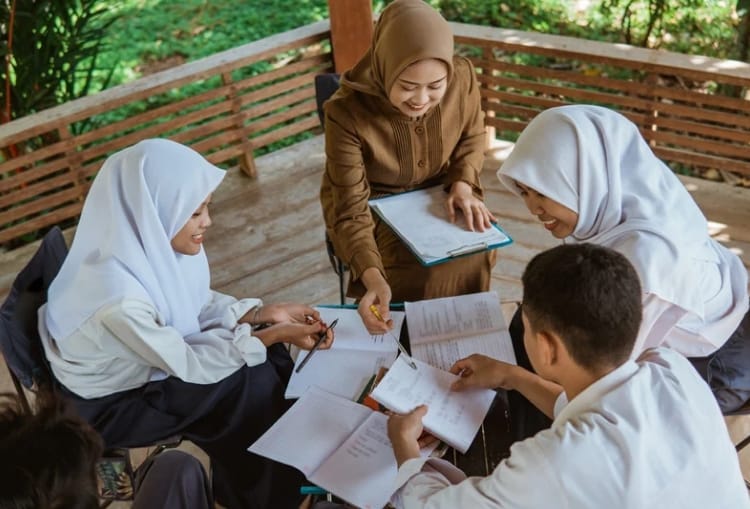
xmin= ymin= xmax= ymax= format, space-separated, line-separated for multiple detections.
xmin=295 ymin=318 xmax=338 ymax=373
xmin=368 ymin=305 xmax=417 ymax=370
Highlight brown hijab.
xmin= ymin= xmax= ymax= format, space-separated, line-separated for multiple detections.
xmin=340 ymin=0 xmax=454 ymax=99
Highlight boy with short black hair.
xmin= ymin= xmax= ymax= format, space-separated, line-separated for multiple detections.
xmin=0 ymin=391 xmax=212 ymax=509
xmin=387 ymin=243 xmax=748 ymax=508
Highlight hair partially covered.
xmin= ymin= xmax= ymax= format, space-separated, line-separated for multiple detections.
xmin=522 ymin=243 xmax=642 ymax=371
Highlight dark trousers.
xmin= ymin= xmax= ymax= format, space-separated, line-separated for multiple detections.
xmin=689 ymin=307 xmax=750 ymax=414
xmin=66 ymin=344 xmax=304 ymax=509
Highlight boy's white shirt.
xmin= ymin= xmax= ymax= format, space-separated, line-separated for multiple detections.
xmin=391 ymin=348 xmax=749 ymax=509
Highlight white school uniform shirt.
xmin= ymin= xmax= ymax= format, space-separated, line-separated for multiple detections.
xmin=39 ymin=139 xmax=273 ymax=399
xmin=39 ymin=292 xmax=268 ymax=399
xmin=497 ymin=105 xmax=748 ymax=358
xmin=391 ymin=348 xmax=749 ymax=509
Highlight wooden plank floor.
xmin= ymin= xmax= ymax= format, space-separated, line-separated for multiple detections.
xmin=200 ymin=134 xmax=750 ymax=308
xmin=3 ymin=134 xmax=749 ymax=306
xmin=2 ymin=134 xmax=750 ymax=498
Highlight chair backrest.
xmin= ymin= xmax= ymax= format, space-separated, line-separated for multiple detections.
xmin=0 ymin=226 xmax=67 ymax=398
xmin=314 ymin=73 xmax=341 ymax=128
xmin=314 ymin=73 xmax=348 ymax=304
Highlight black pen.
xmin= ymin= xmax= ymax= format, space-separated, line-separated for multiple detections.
xmin=295 ymin=318 xmax=338 ymax=373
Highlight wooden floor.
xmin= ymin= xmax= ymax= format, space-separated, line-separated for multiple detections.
xmin=184 ymin=135 xmax=750 ymax=307
xmin=2 ymin=134 xmax=749 ymax=309
xmin=2 ymin=134 xmax=750 ymax=502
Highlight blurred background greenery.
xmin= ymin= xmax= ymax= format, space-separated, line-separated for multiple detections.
xmin=1 ymin=0 xmax=748 ymax=122
xmin=0 ymin=0 xmax=747 ymax=246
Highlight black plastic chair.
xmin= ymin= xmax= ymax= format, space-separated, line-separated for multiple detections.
xmin=315 ymin=72 xmax=348 ymax=305
xmin=314 ymin=72 xmax=341 ymax=127
xmin=0 ymin=226 xmax=182 ymax=505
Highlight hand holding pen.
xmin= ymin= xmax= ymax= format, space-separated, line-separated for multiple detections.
xmin=369 ymin=305 xmax=417 ymax=370
xmin=252 ymin=319 xmax=333 ymax=351
xmin=295 ymin=318 xmax=339 ymax=373
xmin=358 ymin=268 xmax=393 ymax=334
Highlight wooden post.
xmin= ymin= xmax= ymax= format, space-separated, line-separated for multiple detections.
xmin=328 ymin=0 xmax=373 ymax=73
xmin=221 ymin=72 xmax=257 ymax=178
xmin=642 ymin=73 xmax=660 ymax=151
xmin=481 ymin=47 xmax=496 ymax=151
xmin=59 ymin=125 xmax=86 ymax=201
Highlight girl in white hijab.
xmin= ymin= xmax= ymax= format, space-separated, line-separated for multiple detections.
xmin=497 ymin=105 xmax=750 ymax=414
xmin=40 ymin=139 xmax=331 ymax=509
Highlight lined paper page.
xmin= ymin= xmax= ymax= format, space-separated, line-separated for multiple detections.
xmin=315 ymin=307 xmax=406 ymax=353
xmin=248 ymin=387 xmax=371 ymax=477
xmin=409 ymin=331 xmax=514 ymax=371
xmin=406 ymin=291 xmax=504 ymax=342
xmin=285 ymin=349 xmax=397 ymax=400
xmin=405 ymin=291 xmax=516 ymax=370
xmin=370 ymin=356 xmax=496 ymax=453
xmin=311 ymin=412 xmax=395 ymax=509
xmin=369 ymin=186 xmax=511 ymax=264
xmin=285 ymin=307 xmax=405 ymax=399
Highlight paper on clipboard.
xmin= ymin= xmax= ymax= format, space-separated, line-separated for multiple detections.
xmin=369 ymin=186 xmax=512 ymax=266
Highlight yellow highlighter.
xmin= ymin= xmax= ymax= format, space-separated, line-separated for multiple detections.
xmin=369 ymin=305 xmax=417 ymax=370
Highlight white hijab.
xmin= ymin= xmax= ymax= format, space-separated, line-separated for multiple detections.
xmin=497 ymin=105 xmax=742 ymax=318
xmin=46 ymin=139 xmax=226 ymax=340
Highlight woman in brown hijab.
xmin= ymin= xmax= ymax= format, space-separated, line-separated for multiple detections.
xmin=320 ymin=0 xmax=496 ymax=332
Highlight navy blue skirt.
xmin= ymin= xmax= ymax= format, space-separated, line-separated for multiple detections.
xmin=690 ymin=306 xmax=750 ymax=413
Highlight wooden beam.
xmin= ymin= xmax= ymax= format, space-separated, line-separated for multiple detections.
xmin=328 ymin=0 xmax=373 ymax=73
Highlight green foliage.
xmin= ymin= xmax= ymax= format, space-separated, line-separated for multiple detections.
xmin=0 ymin=0 xmax=116 ymax=124
xmin=1 ymin=0 xmax=746 ymax=126
xmin=98 ymin=0 xmax=329 ymax=87
xmin=437 ymin=0 xmax=574 ymax=33
xmin=594 ymin=0 xmax=738 ymax=56
xmin=422 ymin=0 xmax=741 ymax=58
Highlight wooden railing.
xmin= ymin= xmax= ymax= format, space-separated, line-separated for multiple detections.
xmin=2 ymin=19 xmax=749 ymax=246
xmin=454 ymin=23 xmax=750 ymax=178
xmin=0 ymin=20 xmax=334 ymax=245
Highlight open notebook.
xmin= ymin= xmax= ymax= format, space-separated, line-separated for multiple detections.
xmin=249 ymin=386 xmax=437 ymax=509
xmin=369 ymin=186 xmax=512 ymax=266
xmin=285 ymin=307 xmax=406 ymax=400
xmin=405 ymin=291 xmax=517 ymax=371
xmin=370 ymin=356 xmax=496 ymax=454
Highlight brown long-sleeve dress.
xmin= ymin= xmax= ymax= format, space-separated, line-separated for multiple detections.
xmin=319 ymin=0 xmax=496 ymax=301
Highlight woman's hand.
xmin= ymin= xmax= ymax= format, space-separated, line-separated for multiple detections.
xmin=358 ymin=267 xmax=393 ymax=334
xmin=250 ymin=303 xmax=320 ymax=325
xmin=449 ymin=354 xmax=520 ymax=391
xmin=446 ymin=181 xmax=496 ymax=232
xmin=253 ymin=321 xmax=334 ymax=350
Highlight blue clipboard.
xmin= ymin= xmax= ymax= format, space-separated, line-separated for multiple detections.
xmin=369 ymin=186 xmax=513 ymax=267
